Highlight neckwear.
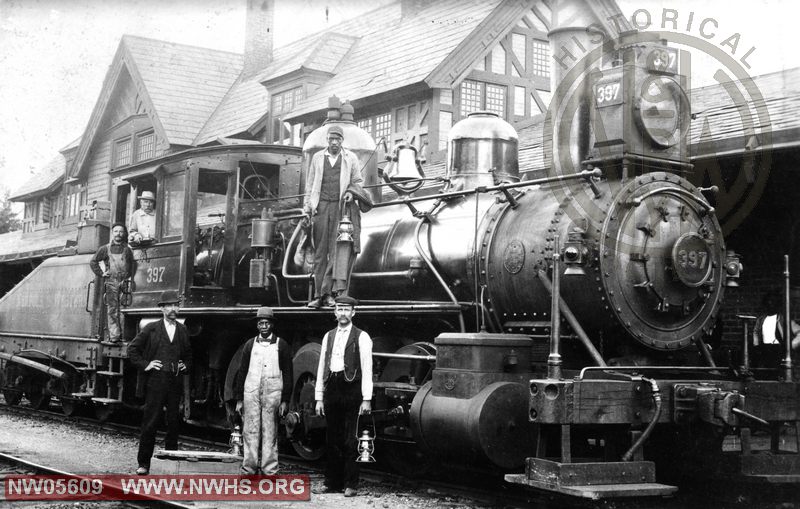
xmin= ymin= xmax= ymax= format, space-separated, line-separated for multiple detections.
xmin=257 ymin=334 xmax=276 ymax=344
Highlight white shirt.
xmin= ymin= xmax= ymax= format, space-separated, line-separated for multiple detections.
xmin=325 ymin=150 xmax=341 ymax=167
xmin=315 ymin=325 xmax=373 ymax=402
xmin=329 ymin=325 xmax=351 ymax=372
xmin=129 ymin=208 xmax=156 ymax=238
xmin=164 ymin=319 xmax=176 ymax=342
xmin=761 ymin=314 xmax=779 ymax=344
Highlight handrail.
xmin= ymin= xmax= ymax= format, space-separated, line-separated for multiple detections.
xmin=372 ymin=168 xmax=602 ymax=209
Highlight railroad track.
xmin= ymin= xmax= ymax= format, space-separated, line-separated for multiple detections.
xmin=0 ymin=451 xmax=195 ymax=509
xmin=4 ymin=396 xmax=799 ymax=509
xmin=0 ymin=398 xmax=541 ymax=507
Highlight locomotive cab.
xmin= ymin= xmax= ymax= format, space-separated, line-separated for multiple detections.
xmin=111 ymin=146 xmax=303 ymax=311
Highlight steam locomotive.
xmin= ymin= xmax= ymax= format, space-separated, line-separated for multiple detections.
xmin=1 ymin=35 xmax=798 ymax=499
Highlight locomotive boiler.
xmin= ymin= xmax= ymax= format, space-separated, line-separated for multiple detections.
xmin=0 ymin=34 xmax=799 ymax=501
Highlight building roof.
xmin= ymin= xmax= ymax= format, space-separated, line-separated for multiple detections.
xmin=0 ymin=226 xmax=77 ymax=263
xmin=516 ymin=66 xmax=800 ymax=174
xmin=9 ymin=154 xmax=66 ymax=201
xmin=194 ymin=77 xmax=270 ymax=145
xmin=288 ymin=0 xmax=507 ymax=119
xmin=258 ymin=32 xmax=359 ymax=84
xmin=71 ymin=36 xmax=244 ymax=177
xmin=123 ymin=35 xmax=243 ymax=146
xmin=690 ymin=66 xmax=800 ymax=157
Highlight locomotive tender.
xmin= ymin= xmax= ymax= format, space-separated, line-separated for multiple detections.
xmin=1 ymin=34 xmax=799 ymax=499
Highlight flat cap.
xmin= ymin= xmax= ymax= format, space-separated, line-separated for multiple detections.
xmin=327 ymin=124 xmax=344 ymax=139
xmin=256 ymin=307 xmax=274 ymax=319
xmin=334 ymin=295 xmax=358 ymax=306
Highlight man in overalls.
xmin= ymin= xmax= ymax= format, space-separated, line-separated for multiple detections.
xmin=89 ymin=223 xmax=134 ymax=343
xmin=233 ymin=307 xmax=293 ymax=474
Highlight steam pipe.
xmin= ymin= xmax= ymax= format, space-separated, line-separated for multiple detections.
xmin=782 ymin=254 xmax=793 ymax=381
xmin=413 ymin=219 xmax=466 ymax=333
xmin=622 ymin=377 xmax=662 ymax=462
xmin=281 ymin=221 xmax=313 ymax=305
xmin=538 ymin=271 xmax=606 ymax=367
xmin=548 ymin=236 xmax=563 ymax=379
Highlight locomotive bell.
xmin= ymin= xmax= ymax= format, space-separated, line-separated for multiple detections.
xmin=383 ymin=143 xmax=425 ymax=194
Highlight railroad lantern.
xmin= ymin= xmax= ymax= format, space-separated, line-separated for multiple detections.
xmin=333 ymin=210 xmax=355 ymax=284
xmin=356 ymin=429 xmax=376 ymax=463
xmin=229 ymin=424 xmax=243 ymax=456
xmin=589 ymin=42 xmax=690 ymax=170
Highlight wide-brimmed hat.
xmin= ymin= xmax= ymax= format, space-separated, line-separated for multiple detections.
xmin=346 ymin=185 xmax=373 ymax=213
xmin=334 ymin=295 xmax=358 ymax=307
xmin=139 ymin=191 xmax=156 ymax=202
xmin=327 ymin=125 xmax=344 ymax=139
xmin=256 ymin=307 xmax=274 ymax=320
xmin=157 ymin=290 xmax=181 ymax=306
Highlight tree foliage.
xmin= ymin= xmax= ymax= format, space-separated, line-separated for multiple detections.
xmin=0 ymin=189 xmax=21 ymax=234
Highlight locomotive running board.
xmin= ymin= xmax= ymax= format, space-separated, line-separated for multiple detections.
xmin=505 ymin=458 xmax=678 ymax=499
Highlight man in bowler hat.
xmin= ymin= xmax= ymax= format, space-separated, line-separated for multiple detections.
xmin=303 ymin=124 xmax=371 ymax=308
xmin=128 ymin=290 xmax=192 ymax=475
xmin=233 ymin=307 xmax=293 ymax=474
xmin=314 ymin=295 xmax=373 ymax=497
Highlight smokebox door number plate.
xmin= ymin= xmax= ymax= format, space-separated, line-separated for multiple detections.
xmin=671 ymin=233 xmax=713 ymax=287
xmin=503 ymin=240 xmax=525 ymax=274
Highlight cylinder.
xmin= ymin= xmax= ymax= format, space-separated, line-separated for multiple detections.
xmin=251 ymin=217 xmax=277 ymax=248
xmin=409 ymin=381 xmax=535 ymax=469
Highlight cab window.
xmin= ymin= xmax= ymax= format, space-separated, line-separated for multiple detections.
xmin=162 ymin=173 xmax=185 ymax=238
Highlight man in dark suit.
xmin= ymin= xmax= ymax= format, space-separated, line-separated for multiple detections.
xmin=128 ymin=290 xmax=192 ymax=475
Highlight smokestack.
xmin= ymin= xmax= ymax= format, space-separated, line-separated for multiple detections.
xmin=243 ymin=0 xmax=275 ymax=78
xmin=546 ymin=0 xmax=608 ymax=176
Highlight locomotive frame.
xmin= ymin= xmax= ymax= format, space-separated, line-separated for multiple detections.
xmin=1 ymin=36 xmax=800 ymax=501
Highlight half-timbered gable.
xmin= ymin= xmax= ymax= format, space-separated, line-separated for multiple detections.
xmin=281 ymin=0 xmax=553 ymax=168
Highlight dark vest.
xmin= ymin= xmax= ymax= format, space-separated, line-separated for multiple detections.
xmin=323 ymin=326 xmax=363 ymax=384
xmin=319 ymin=155 xmax=341 ymax=202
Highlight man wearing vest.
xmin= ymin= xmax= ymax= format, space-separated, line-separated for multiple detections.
xmin=89 ymin=223 xmax=134 ymax=343
xmin=128 ymin=290 xmax=192 ymax=475
xmin=233 ymin=307 xmax=293 ymax=475
xmin=303 ymin=124 xmax=368 ymax=308
xmin=314 ymin=295 xmax=373 ymax=497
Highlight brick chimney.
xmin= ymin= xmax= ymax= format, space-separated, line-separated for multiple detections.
xmin=243 ymin=0 xmax=274 ymax=78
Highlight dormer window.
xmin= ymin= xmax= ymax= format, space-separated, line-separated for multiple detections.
xmin=271 ymin=87 xmax=304 ymax=146
xmin=136 ymin=130 xmax=155 ymax=161
xmin=115 ymin=138 xmax=132 ymax=167
xmin=113 ymin=129 xmax=157 ymax=168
